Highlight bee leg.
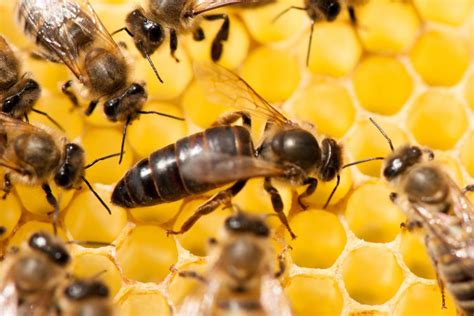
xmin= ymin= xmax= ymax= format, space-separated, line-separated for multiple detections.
xmin=167 ymin=180 xmax=247 ymax=235
xmin=425 ymin=235 xmax=447 ymax=309
xmin=463 ymin=184 xmax=474 ymax=193
xmin=264 ymin=177 xmax=297 ymax=239
xmin=211 ymin=111 xmax=251 ymax=128
xmin=297 ymin=177 xmax=318 ymax=210
xmin=61 ymin=80 xmax=79 ymax=109
xmin=203 ymin=14 xmax=229 ymax=62
xmin=2 ymin=173 xmax=12 ymax=200
xmin=178 ymin=270 xmax=208 ymax=284
xmin=85 ymin=100 xmax=99 ymax=116
xmin=41 ymin=183 xmax=59 ymax=235
xmin=348 ymin=5 xmax=357 ymax=25
xmin=169 ymin=29 xmax=180 ymax=63
xmin=275 ymin=245 xmax=293 ymax=278
xmin=193 ymin=26 xmax=205 ymax=41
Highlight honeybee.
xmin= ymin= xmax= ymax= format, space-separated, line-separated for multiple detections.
xmin=122 ymin=0 xmax=267 ymax=66
xmin=55 ymin=278 xmax=113 ymax=316
xmin=0 ymin=113 xmax=112 ymax=232
xmin=0 ymin=231 xmax=70 ymax=315
xmin=15 ymin=0 xmax=183 ymax=163
xmin=274 ymin=0 xmax=366 ymax=65
xmin=176 ymin=212 xmax=293 ymax=316
xmin=370 ymin=118 xmax=474 ymax=315
xmin=0 ymin=34 xmax=62 ymax=129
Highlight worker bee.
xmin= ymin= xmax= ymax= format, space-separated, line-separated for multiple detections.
xmin=112 ymin=63 xmax=380 ymax=238
xmin=55 ymin=278 xmax=113 ymax=316
xmin=121 ymin=0 xmax=267 ymax=69
xmin=370 ymin=118 xmax=474 ymax=315
xmin=0 ymin=231 xmax=70 ymax=315
xmin=0 ymin=34 xmax=62 ymax=129
xmin=0 ymin=113 xmax=112 ymax=232
xmin=15 ymin=0 xmax=183 ymax=163
xmin=176 ymin=212 xmax=293 ymax=316
xmin=274 ymin=0 xmax=366 ymax=65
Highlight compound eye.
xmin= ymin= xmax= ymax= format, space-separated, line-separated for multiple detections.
xmin=24 ymin=79 xmax=39 ymax=91
xmin=146 ymin=23 xmax=164 ymax=42
xmin=253 ymin=221 xmax=270 ymax=237
xmin=50 ymin=245 xmax=70 ymax=266
xmin=54 ymin=166 xmax=73 ymax=188
xmin=2 ymin=94 xmax=19 ymax=113
xmin=128 ymin=83 xmax=145 ymax=96
xmin=326 ymin=2 xmax=341 ymax=20
xmin=104 ymin=98 xmax=119 ymax=118
xmin=29 ymin=232 xmax=48 ymax=250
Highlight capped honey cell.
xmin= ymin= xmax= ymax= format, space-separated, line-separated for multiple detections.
xmin=286 ymin=209 xmax=346 ymax=268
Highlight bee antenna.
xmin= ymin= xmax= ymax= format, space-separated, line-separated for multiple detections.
xmin=369 ymin=117 xmax=394 ymax=152
xmin=323 ymin=174 xmax=340 ymax=209
xmin=306 ymin=21 xmax=315 ymax=67
xmin=141 ymin=43 xmax=164 ymax=84
xmin=272 ymin=6 xmax=307 ymax=23
xmin=66 ymin=240 xmax=115 ymax=247
xmin=85 ymin=152 xmax=122 ymax=169
xmin=138 ymin=110 xmax=185 ymax=121
xmin=31 ymin=109 xmax=65 ymax=132
xmin=119 ymin=117 xmax=131 ymax=165
xmin=342 ymin=156 xmax=385 ymax=169
xmin=80 ymin=176 xmax=112 ymax=215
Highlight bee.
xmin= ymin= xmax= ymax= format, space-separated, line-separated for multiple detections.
xmin=55 ymin=278 xmax=113 ymax=316
xmin=112 ymin=64 xmax=380 ymax=238
xmin=0 ymin=231 xmax=70 ymax=315
xmin=274 ymin=0 xmax=366 ymax=65
xmin=121 ymin=0 xmax=267 ymax=68
xmin=15 ymin=0 xmax=183 ymax=163
xmin=0 ymin=34 xmax=62 ymax=129
xmin=370 ymin=118 xmax=474 ymax=315
xmin=176 ymin=212 xmax=292 ymax=316
xmin=0 ymin=113 xmax=113 ymax=233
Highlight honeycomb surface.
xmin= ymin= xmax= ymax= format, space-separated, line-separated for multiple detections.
xmin=0 ymin=0 xmax=474 ymax=315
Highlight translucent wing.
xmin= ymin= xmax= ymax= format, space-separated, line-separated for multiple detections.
xmin=447 ymin=177 xmax=474 ymax=239
xmin=16 ymin=0 xmax=120 ymax=81
xmin=176 ymin=279 xmax=220 ymax=316
xmin=192 ymin=0 xmax=273 ymax=15
xmin=0 ymin=282 xmax=18 ymax=315
xmin=260 ymin=274 xmax=293 ymax=316
xmin=194 ymin=63 xmax=294 ymax=126
xmin=181 ymin=152 xmax=286 ymax=184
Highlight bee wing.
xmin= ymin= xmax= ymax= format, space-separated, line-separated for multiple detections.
xmin=447 ymin=178 xmax=474 ymax=238
xmin=192 ymin=0 xmax=272 ymax=15
xmin=260 ymin=274 xmax=293 ymax=316
xmin=194 ymin=63 xmax=293 ymax=126
xmin=181 ymin=152 xmax=286 ymax=184
xmin=176 ymin=280 xmax=220 ymax=316
xmin=0 ymin=282 xmax=19 ymax=315
xmin=17 ymin=0 xmax=120 ymax=81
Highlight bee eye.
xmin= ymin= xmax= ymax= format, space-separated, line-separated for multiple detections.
xmin=50 ymin=245 xmax=70 ymax=266
xmin=24 ymin=79 xmax=39 ymax=91
xmin=2 ymin=94 xmax=19 ymax=113
xmin=54 ymin=165 xmax=73 ymax=188
xmin=326 ymin=2 xmax=341 ymax=20
xmin=144 ymin=21 xmax=164 ymax=42
xmin=253 ymin=222 xmax=269 ymax=237
xmin=128 ymin=84 xmax=145 ymax=95
xmin=29 ymin=232 xmax=48 ymax=249
xmin=104 ymin=98 xmax=120 ymax=118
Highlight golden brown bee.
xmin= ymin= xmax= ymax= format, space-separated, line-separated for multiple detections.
xmin=176 ymin=212 xmax=292 ymax=316
xmin=0 ymin=113 xmax=111 ymax=232
xmin=122 ymin=0 xmax=266 ymax=67
xmin=0 ymin=231 xmax=70 ymax=315
xmin=55 ymin=278 xmax=114 ymax=316
xmin=275 ymin=0 xmax=366 ymax=65
xmin=0 ymin=34 xmax=62 ymax=129
xmin=15 ymin=0 xmax=183 ymax=162
xmin=371 ymin=118 xmax=474 ymax=315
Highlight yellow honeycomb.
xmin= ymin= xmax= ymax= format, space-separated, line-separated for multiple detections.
xmin=0 ymin=0 xmax=474 ymax=315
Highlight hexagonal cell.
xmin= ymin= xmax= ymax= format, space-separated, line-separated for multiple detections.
xmin=303 ymin=22 xmax=362 ymax=76
xmin=399 ymin=230 xmax=436 ymax=279
xmin=353 ymin=55 xmax=413 ymax=115
xmin=117 ymin=287 xmax=171 ymax=316
xmin=290 ymin=79 xmax=356 ymax=138
xmin=71 ymin=253 xmax=122 ymax=297
xmin=357 ymin=0 xmax=420 ymax=53
xmin=285 ymin=274 xmax=343 ymax=316
xmin=0 ymin=193 xmax=22 ymax=241
xmin=8 ymin=221 xmax=67 ymax=248
xmin=407 ymin=91 xmax=468 ymax=150
xmin=460 ymin=131 xmax=474 ymax=178
xmin=116 ymin=225 xmax=178 ymax=283
xmin=127 ymin=101 xmax=187 ymax=159
xmin=64 ymin=187 xmax=127 ymax=244
xmin=286 ymin=210 xmax=346 ymax=268
xmin=240 ymin=46 xmax=300 ymax=103
xmin=130 ymin=200 xmax=182 ymax=225
xmin=410 ymin=30 xmax=469 ymax=86
xmin=345 ymin=182 xmax=405 ymax=243
xmin=413 ymin=0 xmax=472 ymax=25
xmin=345 ymin=120 xmax=408 ymax=177
xmin=168 ymin=261 xmax=207 ymax=307
xmin=465 ymin=71 xmax=474 ymax=110
xmin=394 ymin=283 xmax=456 ymax=316
xmin=15 ymin=182 xmax=74 ymax=217
xmin=341 ymin=246 xmax=404 ymax=305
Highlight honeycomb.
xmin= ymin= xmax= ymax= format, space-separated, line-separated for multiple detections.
xmin=0 ymin=0 xmax=474 ymax=315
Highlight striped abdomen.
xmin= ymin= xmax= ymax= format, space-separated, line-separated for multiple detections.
xmin=426 ymin=235 xmax=474 ymax=314
xmin=112 ymin=126 xmax=253 ymax=208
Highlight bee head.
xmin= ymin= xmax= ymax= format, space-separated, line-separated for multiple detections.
xmin=318 ymin=138 xmax=342 ymax=181
xmin=64 ymin=280 xmax=109 ymax=301
xmin=125 ymin=9 xmax=165 ymax=57
xmin=2 ymin=79 xmax=40 ymax=118
xmin=54 ymin=143 xmax=85 ymax=189
xmin=29 ymin=232 xmax=70 ymax=266
xmin=104 ymin=83 xmax=147 ymax=122
xmin=383 ymin=146 xmax=423 ymax=181
xmin=225 ymin=213 xmax=269 ymax=238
